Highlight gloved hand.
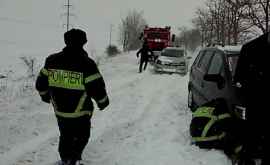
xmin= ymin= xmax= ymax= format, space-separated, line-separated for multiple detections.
xmin=98 ymin=99 xmax=109 ymax=111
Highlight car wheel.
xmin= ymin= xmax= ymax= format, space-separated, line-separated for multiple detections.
xmin=188 ymin=90 xmax=196 ymax=112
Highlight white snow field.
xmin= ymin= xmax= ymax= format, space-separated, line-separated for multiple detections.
xmin=0 ymin=51 xmax=232 ymax=165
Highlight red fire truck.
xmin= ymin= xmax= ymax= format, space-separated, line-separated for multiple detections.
xmin=139 ymin=26 xmax=175 ymax=51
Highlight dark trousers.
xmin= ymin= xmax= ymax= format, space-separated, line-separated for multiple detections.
xmin=242 ymin=121 xmax=269 ymax=165
xmin=241 ymin=101 xmax=269 ymax=165
xmin=139 ymin=58 xmax=148 ymax=72
xmin=56 ymin=115 xmax=91 ymax=162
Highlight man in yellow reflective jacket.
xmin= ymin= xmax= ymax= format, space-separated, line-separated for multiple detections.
xmin=190 ymin=98 xmax=245 ymax=163
xmin=35 ymin=29 xmax=109 ymax=165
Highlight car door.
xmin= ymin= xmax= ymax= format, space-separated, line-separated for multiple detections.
xmin=202 ymin=50 xmax=230 ymax=102
xmin=191 ymin=49 xmax=214 ymax=106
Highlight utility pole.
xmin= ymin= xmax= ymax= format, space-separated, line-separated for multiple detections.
xmin=109 ymin=24 xmax=113 ymax=46
xmin=64 ymin=0 xmax=72 ymax=31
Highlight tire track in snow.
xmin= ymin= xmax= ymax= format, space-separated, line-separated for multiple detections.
xmin=0 ymin=128 xmax=58 ymax=165
xmin=0 ymin=97 xmax=57 ymax=165
xmin=84 ymin=73 xmax=188 ymax=165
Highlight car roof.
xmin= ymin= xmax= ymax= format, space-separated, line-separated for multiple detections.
xmin=218 ymin=45 xmax=242 ymax=52
xmin=202 ymin=45 xmax=242 ymax=55
xmin=163 ymin=47 xmax=185 ymax=51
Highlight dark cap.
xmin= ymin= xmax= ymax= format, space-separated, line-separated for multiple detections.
xmin=143 ymin=40 xmax=148 ymax=48
xmin=64 ymin=28 xmax=87 ymax=47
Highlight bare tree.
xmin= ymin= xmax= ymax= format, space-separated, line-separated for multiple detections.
xmin=227 ymin=0 xmax=270 ymax=34
xmin=20 ymin=56 xmax=37 ymax=78
xmin=119 ymin=10 xmax=147 ymax=51
xmin=225 ymin=0 xmax=250 ymax=44
xmin=192 ymin=7 xmax=212 ymax=46
xmin=193 ymin=0 xmax=258 ymax=45
xmin=246 ymin=0 xmax=270 ymax=33
xmin=177 ymin=27 xmax=201 ymax=52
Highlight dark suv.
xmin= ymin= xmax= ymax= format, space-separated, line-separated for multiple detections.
xmin=188 ymin=45 xmax=246 ymax=118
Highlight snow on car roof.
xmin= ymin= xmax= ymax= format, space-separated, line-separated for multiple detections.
xmin=164 ymin=47 xmax=185 ymax=50
xmin=217 ymin=45 xmax=242 ymax=52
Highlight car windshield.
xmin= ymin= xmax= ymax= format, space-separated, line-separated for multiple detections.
xmin=161 ymin=49 xmax=185 ymax=57
xmin=227 ymin=51 xmax=240 ymax=76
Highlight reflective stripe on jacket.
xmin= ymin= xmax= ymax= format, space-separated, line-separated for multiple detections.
xmin=191 ymin=106 xmax=231 ymax=143
xmin=35 ymin=47 xmax=109 ymax=118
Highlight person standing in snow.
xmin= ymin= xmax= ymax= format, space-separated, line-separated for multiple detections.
xmin=35 ymin=28 xmax=109 ymax=165
xmin=136 ymin=40 xmax=154 ymax=73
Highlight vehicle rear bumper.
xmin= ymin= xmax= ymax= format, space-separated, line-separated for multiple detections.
xmin=154 ymin=64 xmax=187 ymax=73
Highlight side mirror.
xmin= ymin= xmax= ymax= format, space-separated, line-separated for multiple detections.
xmin=204 ymin=74 xmax=225 ymax=89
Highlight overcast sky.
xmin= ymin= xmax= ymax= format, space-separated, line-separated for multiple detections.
xmin=0 ymin=0 xmax=205 ymax=58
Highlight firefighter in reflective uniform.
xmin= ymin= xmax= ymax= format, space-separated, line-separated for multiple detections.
xmin=190 ymin=98 xmax=244 ymax=163
xmin=35 ymin=29 xmax=109 ymax=165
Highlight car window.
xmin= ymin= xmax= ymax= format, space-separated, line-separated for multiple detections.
xmin=193 ymin=50 xmax=204 ymax=66
xmin=161 ymin=49 xmax=185 ymax=57
xmin=227 ymin=54 xmax=239 ymax=77
xmin=207 ymin=51 xmax=223 ymax=75
xmin=197 ymin=50 xmax=214 ymax=73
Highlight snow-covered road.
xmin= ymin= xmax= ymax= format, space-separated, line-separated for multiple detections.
xmin=0 ymin=51 xmax=231 ymax=165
